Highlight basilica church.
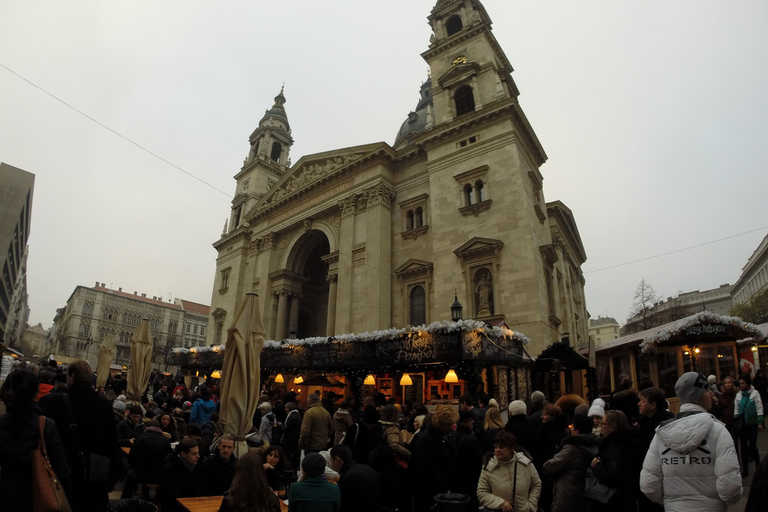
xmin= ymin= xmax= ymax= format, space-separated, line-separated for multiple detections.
xmin=206 ymin=0 xmax=588 ymax=358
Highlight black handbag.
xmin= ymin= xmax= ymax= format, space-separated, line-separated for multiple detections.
xmin=583 ymin=467 xmax=618 ymax=504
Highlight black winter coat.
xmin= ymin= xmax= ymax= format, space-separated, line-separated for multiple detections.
xmin=591 ymin=430 xmax=640 ymax=512
xmin=40 ymin=383 xmax=119 ymax=512
xmin=197 ymin=450 xmax=237 ymax=496
xmin=0 ymin=405 xmax=72 ymax=511
xmin=129 ymin=428 xmax=172 ymax=480
xmin=159 ymin=452 xmax=201 ymax=512
xmin=411 ymin=426 xmax=460 ymax=510
xmin=505 ymin=414 xmax=541 ymax=464
xmin=337 ymin=461 xmax=382 ymax=512
xmin=116 ymin=417 xmax=146 ymax=447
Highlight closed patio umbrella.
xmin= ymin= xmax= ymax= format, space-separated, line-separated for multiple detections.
xmin=219 ymin=292 xmax=266 ymax=457
xmin=95 ymin=333 xmax=116 ymax=389
xmin=126 ymin=319 xmax=153 ymax=402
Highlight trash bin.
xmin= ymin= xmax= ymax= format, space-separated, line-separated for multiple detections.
xmin=432 ymin=493 xmax=470 ymax=512
xmin=108 ymin=499 xmax=158 ymax=512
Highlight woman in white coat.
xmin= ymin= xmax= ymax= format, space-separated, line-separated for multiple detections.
xmin=477 ymin=430 xmax=541 ymax=512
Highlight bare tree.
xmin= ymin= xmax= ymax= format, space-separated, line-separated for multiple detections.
xmin=625 ymin=279 xmax=660 ymax=333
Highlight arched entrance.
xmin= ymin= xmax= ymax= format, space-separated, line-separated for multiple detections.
xmin=277 ymin=229 xmax=331 ymax=339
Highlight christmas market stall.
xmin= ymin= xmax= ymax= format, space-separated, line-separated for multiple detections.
xmin=592 ymin=311 xmax=764 ymax=413
xmin=171 ymin=319 xmax=532 ymax=407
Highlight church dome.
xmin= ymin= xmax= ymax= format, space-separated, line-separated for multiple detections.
xmin=394 ymin=78 xmax=433 ymax=148
xmin=259 ymin=89 xmax=290 ymax=131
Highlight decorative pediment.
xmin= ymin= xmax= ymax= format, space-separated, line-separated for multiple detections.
xmin=259 ymin=152 xmax=367 ymax=209
xmin=210 ymin=307 xmax=227 ymax=319
xmin=437 ymin=62 xmax=481 ymax=89
xmin=453 ymin=237 xmax=503 ymax=260
xmin=394 ymin=259 xmax=434 ymax=279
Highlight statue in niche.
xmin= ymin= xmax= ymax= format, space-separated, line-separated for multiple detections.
xmin=474 ymin=268 xmax=493 ymax=317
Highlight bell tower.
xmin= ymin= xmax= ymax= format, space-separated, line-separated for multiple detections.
xmin=227 ymin=87 xmax=294 ymax=234
xmin=423 ymin=0 xmax=521 ymax=127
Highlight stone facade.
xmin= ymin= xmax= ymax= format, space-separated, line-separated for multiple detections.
xmin=0 ymin=162 xmax=34 ymax=348
xmin=732 ymin=233 xmax=768 ymax=306
xmin=589 ymin=317 xmax=620 ymax=346
xmin=206 ymin=0 xmax=589 ymax=356
xmin=51 ymin=282 xmax=208 ymax=370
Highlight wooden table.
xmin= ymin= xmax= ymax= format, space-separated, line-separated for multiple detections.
xmin=178 ymin=494 xmax=288 ymax=512
xmin=177 ymin=496 xmax=223 ymax=512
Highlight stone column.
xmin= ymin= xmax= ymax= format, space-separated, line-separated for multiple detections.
xmin=275 ymin=290 xmax=289 ymax=341
xmin=326 ymin=274 xmax=338 ymax=336
xmin=362 ymin=183 xmax=395 ymax=331
xmin=335 ymin=195 xmax=357 ymax=334
xmin=288 ymin=294 xmax=300 ymax=338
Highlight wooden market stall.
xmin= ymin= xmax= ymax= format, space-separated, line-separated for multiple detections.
xmin=171 ymin=320 xmax=533 ymax=408
xmin=593 ymin=311 xmax=764 ymax=414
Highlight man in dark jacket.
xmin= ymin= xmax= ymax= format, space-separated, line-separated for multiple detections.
xmin=342 ymin=405 xmax=383 ymax=466
xmin=159 ymin=438 xmax=201 ymax=512
xmin=411 ymin=404 xmax=460 ymax=511
xmin=634 ymin=387 xmax=674 ymax=512
xmin=117 ymin=405 xmax=146 ymax=446
xmin=197 ymin=434 xmax=237 ymax=495
xmin=505 ymin=400 xmax=540 ymax=462
xmin=121 ymin=420 xmax=172 ymax=498
xmin=40 ymin=359 xmax=120 ymax=512
xmin=282 ymin=401 xmax=302 ymax=469
xmin=330 ymin=444 xmax=381 ymax=512
xmin=452 ymin=410 xmax=484 ymax=511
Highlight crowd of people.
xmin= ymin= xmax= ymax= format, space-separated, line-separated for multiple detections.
xmin=1 ymin=359 xmax=767 ymax=512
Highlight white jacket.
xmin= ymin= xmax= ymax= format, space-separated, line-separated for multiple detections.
xmin=640 ymin=404 xmax=742 ymax=512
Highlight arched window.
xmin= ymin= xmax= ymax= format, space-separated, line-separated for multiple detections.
xmin=415 ymin=207 xmax=424 ymax=228
xmin=409 ymin=286 xmax=426 ymax=326
xmin=270 ymin=141 xmax=282 ymax=162
xmin=82 ymin=302 xmax=93 ymax=316
xmin=406 ymin=210 xmax=415 ymax=231
xmin=475 ymin=180 xmax=485 ymax=202
xmin=454 ymin=85 xmax=475 ymax=116
xmin=446 ymin=15 xmax=463 ymax=36
xmin=464 ymin=183 xmax=474 ymax=206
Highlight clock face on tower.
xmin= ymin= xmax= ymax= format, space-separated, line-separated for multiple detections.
xmin=452 ymin=55 xmax=467 ymax=66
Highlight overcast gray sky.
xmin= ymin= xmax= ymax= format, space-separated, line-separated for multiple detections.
xmin=2 ymin=0 xmax=767 ymax=331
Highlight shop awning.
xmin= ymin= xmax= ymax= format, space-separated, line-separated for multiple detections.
xmin=594 ymin=311 xmax=765 ymax=356
xmin=0 ymin=342 xmax=24 ymax=358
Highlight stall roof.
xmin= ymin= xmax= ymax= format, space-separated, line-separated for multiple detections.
xmin=0 ymin=342 xmax=24 ymax=358
xmin=594 ymin=311 xmax=764 ymax=355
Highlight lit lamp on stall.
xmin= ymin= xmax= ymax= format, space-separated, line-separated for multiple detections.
xmin=294 ymin=375 xmax=304 ymax=384
xmin=364 ymin=374 xmax=376 ymax=386
xmin=451 ymin=293 xmax=463 ymax=321
xmin=751 ymin=345 xmax=758 ymax=352
xmin=400 ymin=373 xmax=412 ymax=402
xmin=444 ymin=369 xmax=459 ymax=383
xmin=210 ymin=370 xmax=221 ymax=379
xmin=275 ymin=374 xmax=285 ymax=383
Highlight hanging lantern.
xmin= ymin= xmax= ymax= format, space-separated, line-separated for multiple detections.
xmin=210 ymin=370 xmax=221 ymax=379
xmin=444 ymin=369 xmax=459 ymax=383
xmin=400 ymin=373 xmax=413 ymax=386
xmin=294 ymin=375 xmax=304 ymax=384
xmin=364 ymin=374 xmax=376 ymax=385
xmin=275 ymin=374 xmax=285 ymax=383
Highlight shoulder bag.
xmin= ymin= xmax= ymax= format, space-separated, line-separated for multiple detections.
xmin=31 ymin=415 xmax=72 ymax=512
xmin=584 ymin=467 xmax=618 ymax=504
